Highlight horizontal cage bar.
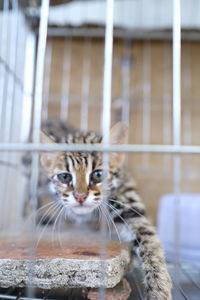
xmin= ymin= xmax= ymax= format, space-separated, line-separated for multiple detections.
xmin=0 ymin=143 xmax=200 ymax=154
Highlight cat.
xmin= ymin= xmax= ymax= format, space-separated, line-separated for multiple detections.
xmin=40 ymin=122 xmax=172 ymax=300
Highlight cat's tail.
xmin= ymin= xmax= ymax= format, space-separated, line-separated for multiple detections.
xmin=130 ymin=218 xmax=172 ymax=300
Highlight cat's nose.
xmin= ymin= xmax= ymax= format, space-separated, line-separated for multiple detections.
xmin=73 ymin=192 xmax=88 ymax=204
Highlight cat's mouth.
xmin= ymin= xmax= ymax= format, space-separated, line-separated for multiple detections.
xmin=70 ymin=205 xmax=96 ymax=215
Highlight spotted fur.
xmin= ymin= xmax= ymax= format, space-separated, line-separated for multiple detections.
xmin=40 ymin=122 xmax=172 ymax=300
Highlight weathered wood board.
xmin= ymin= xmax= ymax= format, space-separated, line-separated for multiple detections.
xmin=0 ymin=237 xmax=132 ymax=290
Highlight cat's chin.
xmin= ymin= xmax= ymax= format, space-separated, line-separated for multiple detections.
xmin=70 ymin=205 xmax=96 ymax=215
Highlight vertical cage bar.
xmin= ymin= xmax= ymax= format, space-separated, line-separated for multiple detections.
xmin=32 ymin=0 xmax=49 ymax=144
xmin=60 ymin=38 xmax=71 ymax=122
xmin=80 ymin=38 xmax=91 ymax=132
xmin=20 ymin=31 xmax=36 ymax=142
xmin=0 ymin=0 xmax=8 ymax=229
xmin=14 ymin=8 xmax=28 ymax=141
xmin=182 ymin=43 xmax=192 ymax=181
xmin=0 ymin=1 xmax=5 ymax=122
xmin=183 ymin=43 xmax=192 ymax=146
xmin=17 ymin=19 xmax=36 ymax=229
xmin=173 ymin=0 xmax=181 ymax=147
xmin=142 ymin=41 xmax=151 ymax=168
xmin=0 ymin=0 xmax=9 ymax=141
xmin=30 ymin=0 xmax=49 ymax=212
xmin=42 ymin=40 xmax=52 ymax=122
xmin=28 ymin=0 xmax=49 ymax=298
xmin=0 ymin=0 xmax=19 ymax=229
xmin=99 ymin=0 xmax=114 ymax=298
xmin=3 ymin=0 xmax=19 ymax=142
xmin=101 ymin=0 xmax=114 ymax=144
xmin=172 ymin=0 xmax=181 ymax=288
xmin=2 ymin=0 xmax=20 ymax=230
xmin=121 ymin=40 xmax=131 ymax=126
xmin=163 ymin=42 xmax=171 ymax=170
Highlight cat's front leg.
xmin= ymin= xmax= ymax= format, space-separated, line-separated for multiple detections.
xmin=126 ymin=218 xmax=172 ymax=300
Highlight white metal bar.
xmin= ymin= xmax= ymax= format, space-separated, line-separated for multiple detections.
xmin=42 ymin=40 xmax=52 ymax=121
xmin=60 ymin=38 xmax=72 ymax=122
xmin=20 ymin=32 xmax=36 ymax=142
xmin=0 ymin=0 xmax=19 ymax=230
xmin=27 ymin=1 xmax=49 ymax=299
xmin=1 ymin=0 xmax=20 ymax=231
xmin=1 ymin=143 xmax=200 ymax=153
xmin=121 ymin=41 xmax=131 ymax=125
xmin=183 ymin=43 xmax=192 ymax=146
xmin=0 ymin=0 xmax=9 ymax=140
xmin=100 ymin=0 xmax=114 ymax=297
xmin=182 ymin=43 xmax=192 ymax=177
xmin=29 ymin=0 xmax=49 ymax=215
xmin=11 ymin=9 xmax=35 ymax=230
xmin=163 ymin=42 xmax=172 ymax=170
xmin=80 ymin=38 xmax=91 ymax=131
xmin=173 ymin=0 xmax=181 ymax=272
xmin=173 ymin=0 xmax=181 ymax=147
xmin=101 ymin=0 xmax=114 ymax=144
xmin=3 ymin=0 xmax=19 ymax=142
xmin=142 ymin=41 xmax=151 ymax=167
xmin=33 ymin=0 xmax=49 ymax=144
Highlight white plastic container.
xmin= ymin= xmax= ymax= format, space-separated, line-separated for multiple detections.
xmin=157 ymin=194 xmax=200 ymax=265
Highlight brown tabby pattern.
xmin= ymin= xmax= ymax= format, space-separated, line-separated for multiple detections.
xmin=40 ymin=122 xmax=172 ymax=300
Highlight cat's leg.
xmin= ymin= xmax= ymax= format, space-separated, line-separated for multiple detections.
xmin=110 ymin=187 xmax=172 ymax=299
xmin=128 ymin=217 xmax=172 ymax=300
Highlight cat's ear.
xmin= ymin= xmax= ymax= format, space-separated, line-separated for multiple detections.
xmin=40 ymin=131 xmax=56 ymax=169
xmin=40 ymin=131 xmax=55 ymax=144
xmin=110 ymin=122 xmax=128 ymax=145
xmin=109 ymin=122 xmax=128 ymax=167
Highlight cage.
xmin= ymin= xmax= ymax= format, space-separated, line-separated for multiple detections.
xmin=0 ymin=0 xmax=200 ymax=299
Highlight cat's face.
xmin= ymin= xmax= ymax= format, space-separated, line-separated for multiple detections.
xmin=40 ymin=123 xmax=128 ymax=216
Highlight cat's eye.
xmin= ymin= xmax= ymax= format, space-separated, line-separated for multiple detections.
xmin=57 ymin=173 xmax=72 ymax=184
xmin=90 ymin=169 xmax=103 ymax=184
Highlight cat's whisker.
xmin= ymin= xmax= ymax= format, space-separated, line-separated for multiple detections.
xmin=55 ymin=207 xmax=65 ymax=248
xmin=105 ymin=202 xmax=130 ymax=228
xmin=106 ymin=202 xmax=143 ymax=247
xmin=36 ymin=203 xmax=58 ymax=229
xmin=97 ymin=206 xmax=102 ymax=225
xmin=34 ymin=201 xmax=56 ymax=214
xmin=99 ymin=206 xmax=112 ymax=240
xmin=101 ymin=204 xmax=121 ymax=243
xmin=52 ymin=206 xmax=64 ymax=247
xmin=108 ymin=198 xmax=145 ymax=218
xmin=36 ymin=205 xmax=60 ymax=248
xmin=64 ymin=205 xmax=69 ymax=220
xmin=57 ymin=208 xmax=66 ymax=249
xmin=25 ymin=201 xmax=56 ymax=225
xmin=36 ymin=205 xmax=56 ymax=229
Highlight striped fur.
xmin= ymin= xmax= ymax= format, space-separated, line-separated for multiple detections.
xmin=40 ymin=122 xmax=172 ymax=299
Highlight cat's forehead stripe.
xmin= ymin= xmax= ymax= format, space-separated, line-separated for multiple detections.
xmin=63 ymin=152 xmax=70 ymax=172
xmin=64 ymin=132 xmax=102 ymax=144
xmin=64 ymin=153 xmax=90 ymax=171
xmin=68 ymin=155 xmax=75 ymax=167
xmin=83 ymin=156 xmax=88 ymax=167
